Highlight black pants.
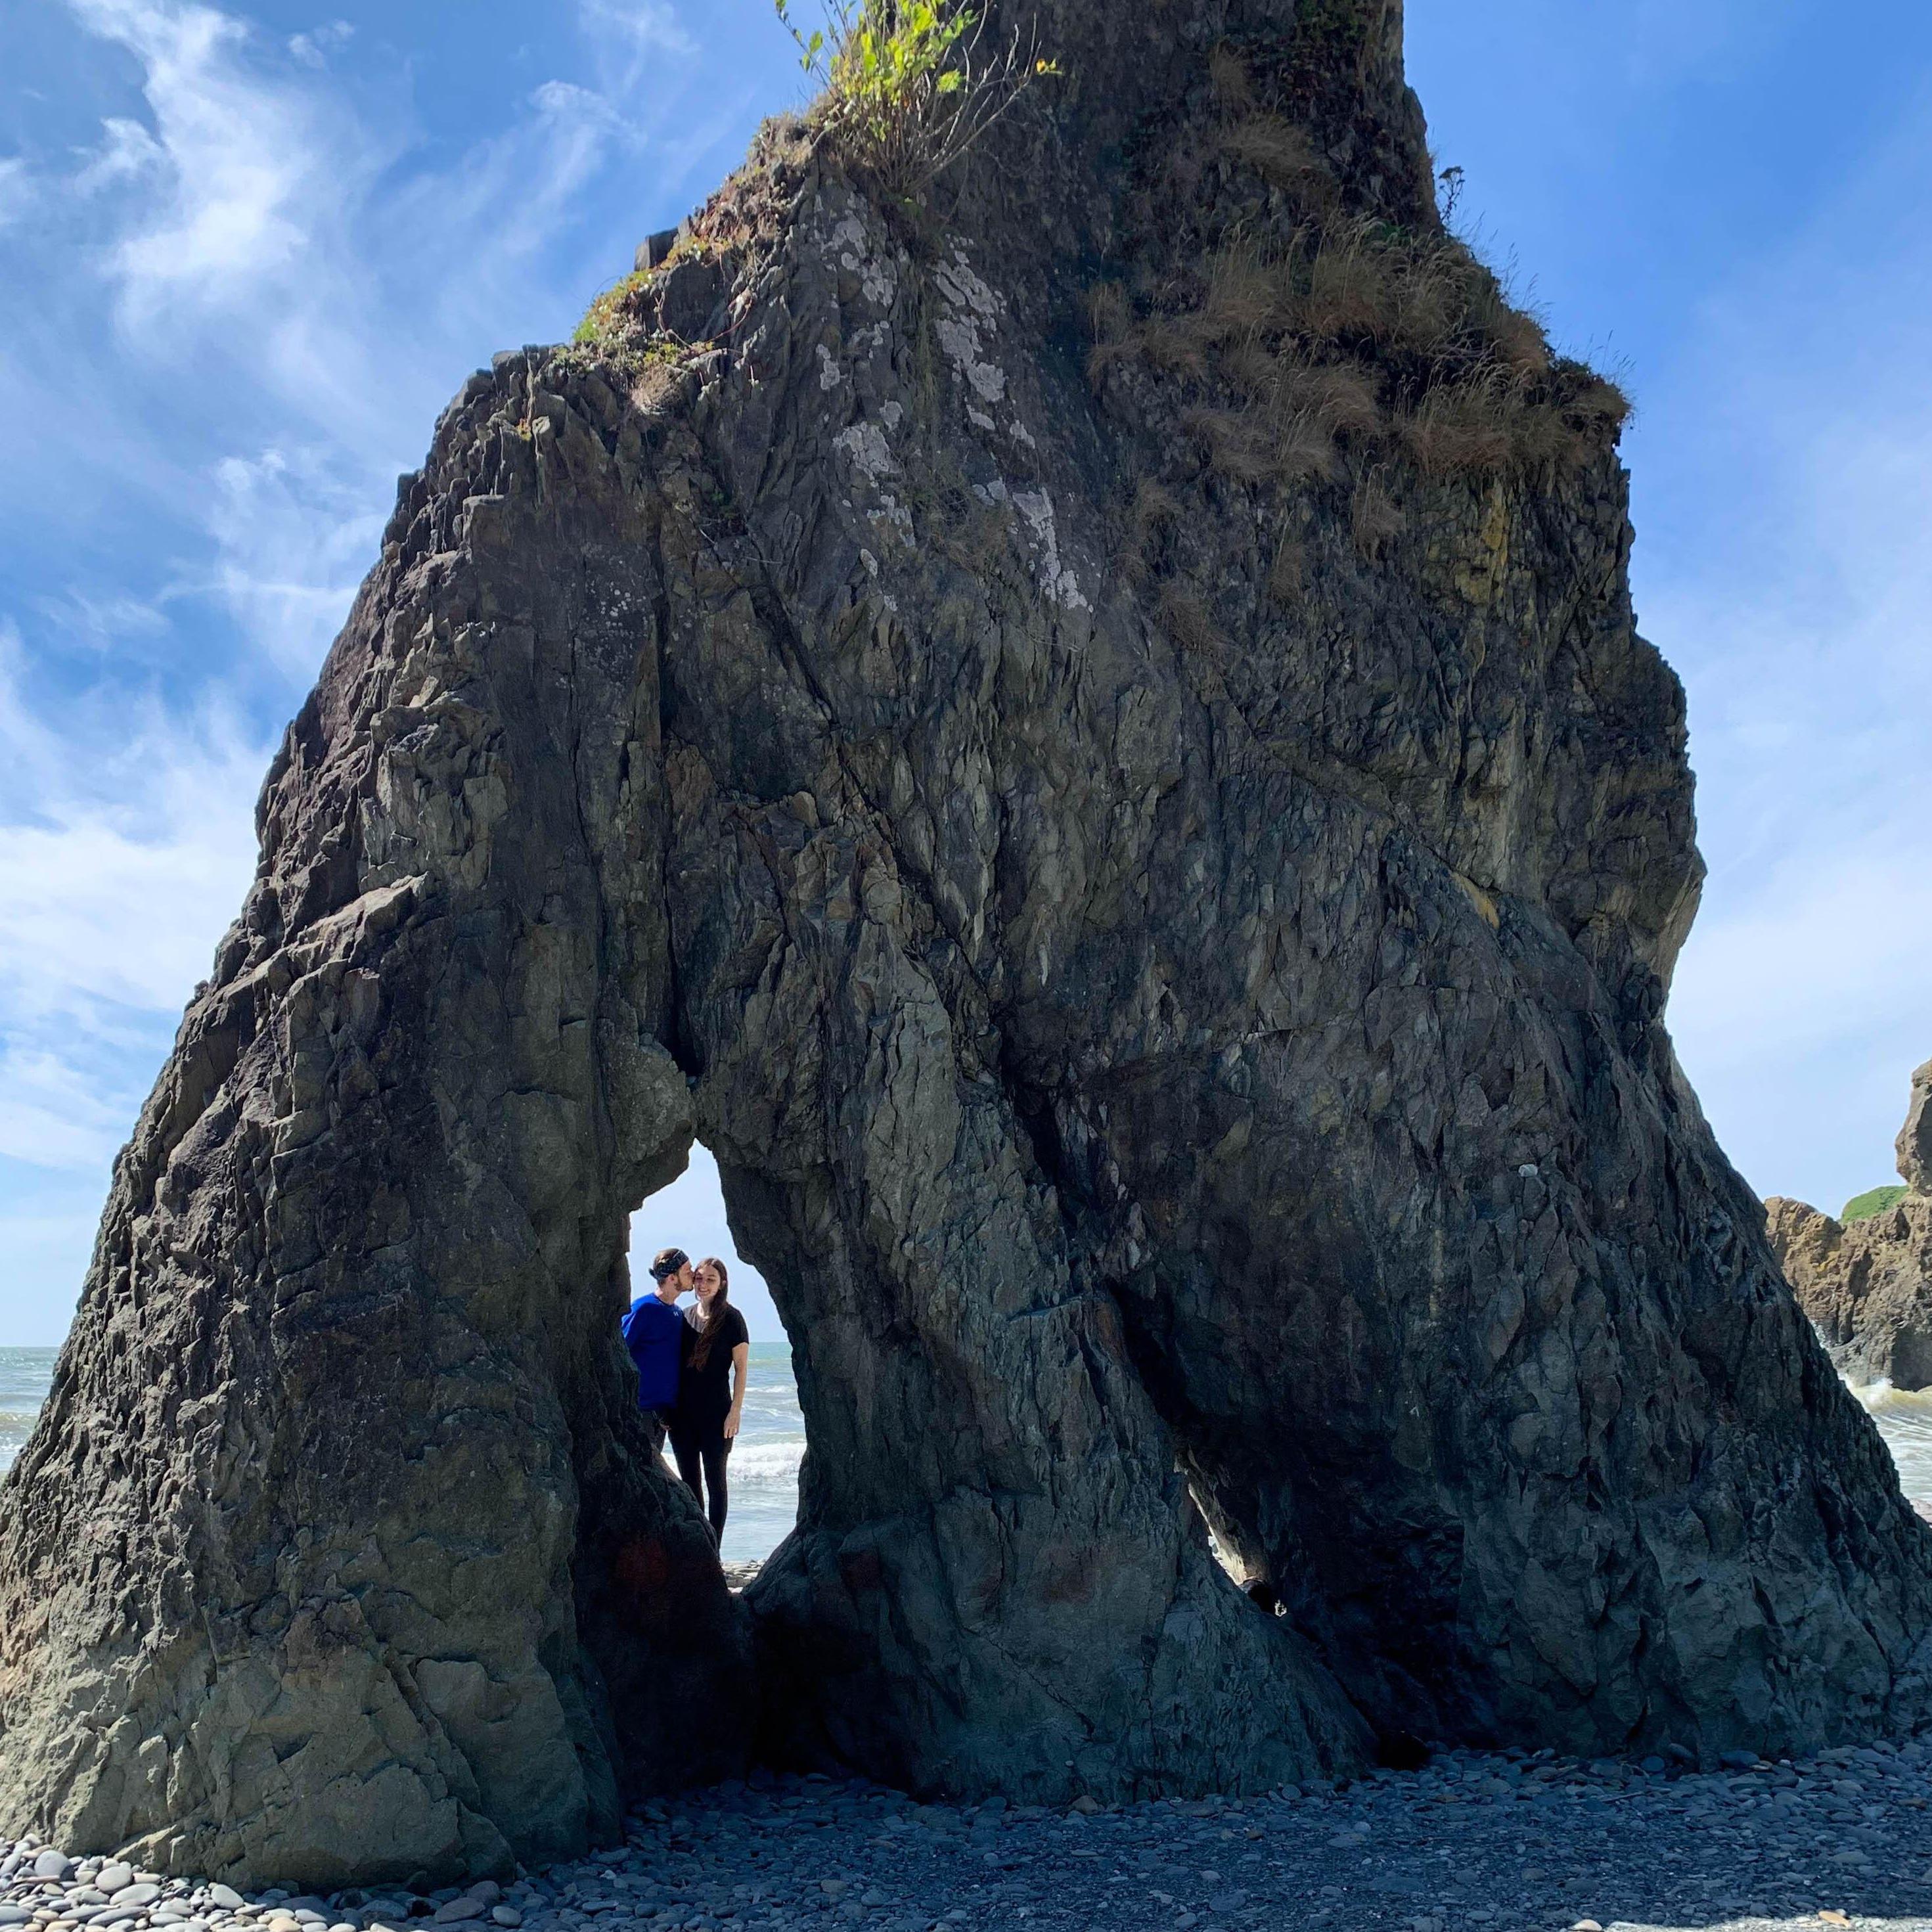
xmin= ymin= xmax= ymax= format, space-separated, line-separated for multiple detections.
xmin=667 ymin=1420 xmax=731 ymax=1541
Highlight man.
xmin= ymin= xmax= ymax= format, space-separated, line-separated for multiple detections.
xmin=622 ymin=1246 xmax=690 ymax=1444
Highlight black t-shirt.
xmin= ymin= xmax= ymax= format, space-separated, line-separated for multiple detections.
xmin=677 ymin=1304 xmax=749 ymax=1426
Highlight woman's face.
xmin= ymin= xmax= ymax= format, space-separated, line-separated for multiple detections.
xmin=694 ymin=1261 xmax=724 ymax=1305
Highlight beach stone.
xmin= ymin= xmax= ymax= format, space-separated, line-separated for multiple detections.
xmin=114 ymin=1893 xmax=159 ymax=1912
xmin=34 ymin=1856 xmax=71 ymax=1883
xmin=206 ymin=1895 xmax=242 ymax=1916
xmin=94 ymin=1874 xmax=131 ymax=1899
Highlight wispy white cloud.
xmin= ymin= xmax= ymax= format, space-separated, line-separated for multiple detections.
xmin=31 ymin=589 xmax=173 ymax=656
xmin=287 ymin=20 xmax=351 ymax=69
xmin=72 ymin=116 xmax=164 ymax=196
xmin=0 ymin=0 xmax=768 ymax=1340
xmin=0 ymin=625 xmax=265 ymax=1175
xmin=68 ymin=0 xmax=354 ymax=322
xmin=580 ymin=0 xmax=698 ymax=68
xmin=34 ymin=0 xmax=719 ymax=687
xmin=0 ymin=625 xmax=268 ymax=1050
xmin=1656 ymin=83 xmax=1932 ymax=1209
xmin=201 ymin=444 xmax=387 ymax=675
xmin=0 ymin=158 xmax=35 ymax=230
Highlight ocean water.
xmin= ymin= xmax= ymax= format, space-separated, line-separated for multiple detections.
xmin=718 ymin=1340 xmax=806 ymax=1565
xmin=7 ymin=1340 xmax=1932 ymax=1566
xmin=0 ymin=1347 xmax=54 ymax=1480
xmin=1853 ymin=1380 xmax=1932 ymax=1500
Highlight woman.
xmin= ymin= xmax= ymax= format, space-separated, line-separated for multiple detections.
xmin=669 ymin=1255 xmax=750 ymax=1544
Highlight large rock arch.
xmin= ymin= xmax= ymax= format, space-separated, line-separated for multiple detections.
xmin=4 ymin=0 xmax=1931 ymax=1887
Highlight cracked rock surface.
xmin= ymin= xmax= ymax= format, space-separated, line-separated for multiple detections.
xmin=2 ymin=0 xmax=1931 ymax=1889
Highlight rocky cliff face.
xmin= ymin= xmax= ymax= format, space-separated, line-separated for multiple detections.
xmin=3 ymin=0 xmax=1931 ymax=1889
xmin=1768 ymin=1058 xmax=1932 ymax=1391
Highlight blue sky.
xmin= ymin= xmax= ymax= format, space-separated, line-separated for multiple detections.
xmin=3 ymin=1 xmax=1929 ymax=1348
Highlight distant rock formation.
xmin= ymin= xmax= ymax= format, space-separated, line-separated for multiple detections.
xmin=3 ymin=0 xmax=1930 ymax=1891
xmin=1900 ymin=1059 xmax=1932 ymax=1192
xmin=1768 ymin=1057 xmax=1932 ymax=1390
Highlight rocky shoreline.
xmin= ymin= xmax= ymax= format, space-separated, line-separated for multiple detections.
xmin=1766 ymin=1056 xmax=1932 ymax=1391
xmin=7 ymin=1740 xmax=1931 ymax=1932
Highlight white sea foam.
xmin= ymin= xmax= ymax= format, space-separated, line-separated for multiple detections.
xmin=0 ymin=1349 xmax=55 ymax=1477
xmin=1850 ymin=1378 xmax=1932 ymax=1499
xmin=730 ymin=1439 xmax=807 ymax=1486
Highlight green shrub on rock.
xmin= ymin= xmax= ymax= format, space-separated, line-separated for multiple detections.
xmin=1845 ymin=1184 xmax=1910 ymax=1224
xmin=775 ymin=0 xmax=1056 ymax=194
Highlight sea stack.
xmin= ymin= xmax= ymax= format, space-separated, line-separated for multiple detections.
xmin=2 ymin=0 xmax=1929 ymax=1888
xmin=1768 ymin=1057 xmax=1932 ymax=1391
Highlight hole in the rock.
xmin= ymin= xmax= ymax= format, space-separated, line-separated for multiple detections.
xmin=1184 ymin=1472 xmax=1257 ymax=1590
xmin=625 ymin=1143 xmax=801 ymax=1578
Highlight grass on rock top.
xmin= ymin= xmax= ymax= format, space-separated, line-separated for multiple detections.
xmin=1843 ymin=1184 xmax=1910 ymax=1224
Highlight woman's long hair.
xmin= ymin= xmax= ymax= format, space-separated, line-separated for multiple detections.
xmin=687 ymin=1257 xmax=732 ymax=1370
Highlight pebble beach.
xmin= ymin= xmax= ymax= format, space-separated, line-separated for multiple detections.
xmin=7 ymin=1736 xmax=1932 ymax=1932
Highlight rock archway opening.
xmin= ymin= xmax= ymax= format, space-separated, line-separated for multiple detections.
xmin=622 ymin=1142 xmax=805 ymax=1578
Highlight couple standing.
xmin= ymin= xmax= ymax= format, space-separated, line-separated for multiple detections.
xmin=622 ymin=1247 xmax=750 ymax=1542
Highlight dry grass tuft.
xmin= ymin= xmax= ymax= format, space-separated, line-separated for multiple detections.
xmin=1351 ymin=469 xmax=1403 ymax=559
xmin=1163 ymin=135 xmax=1208 ymax=203
xmin=1292 ymin=226 xmax=1396 ymax=342
xmin=1136 ymin=317 xmax=1209 ymax=379
xmin=1223 ymin=337 xmax=1283 ymax=400
xmin=1272 ymin=357 xmax=1382 ymax=438
xmin=1267 ymin=526 xmax=1306 ymax=604
xmin=1196 ymin=248 xmax=1288 ymax=342
xmin=1564 ymin=372 xmax=1632 ymax=431
xmin=1158 ymin=581 xmax=1224 ymax=658
xmin=1269 ymin=409 xmax=1341 ymax=483
xmin=1100 ymin=87 xmax=1624 ymax=506
xmin=1208 ymin=44 xmax=1258 ymax=116
xmin=1219 ymin=116 xmax=1324 ymax=191
xmin=1123 ymin=480 xmax=1182 ymax=581
xmin=1182 ymin=405 xmax=1280 ymax=484
xmin=1087 ymin=281 xmax=1132 ymax=344
xmin=1401 ymin=378 xmax=1516 ymax=479
xmin=1129 ymin=480 xmax=1182 ymax=548
xmin=1465 ymin=274 xmax=1552 ymax=376
xmin=1085 ymin=281 xmax=1137 ymax=391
